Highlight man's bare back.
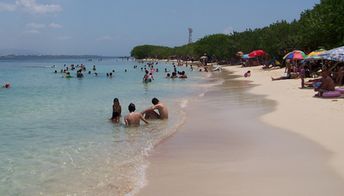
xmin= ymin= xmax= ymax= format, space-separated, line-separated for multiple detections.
xmin=124 ymin=103 xmax=148 ymax=126
xmin=124 ymin=112 xmax=148 ymax=126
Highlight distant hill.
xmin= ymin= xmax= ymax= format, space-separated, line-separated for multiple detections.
xmin=0 ymin=49 xmax=41 ymax=56
xmin=0 ymin=54 xmax=130 ymax=61
xmin=0 ymin=49 xmax=130 ymax=60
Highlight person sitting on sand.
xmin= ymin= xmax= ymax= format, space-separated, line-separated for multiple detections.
xmin=271 ymin=63 xmax=293 ymax=81
xmin=124 ymin=103 xmax=148 ymax=126
xmin=335 ymin=66 xmax=344 ymax=85
xmin=142 ymin=98 xmax=169 ymax=120
xmin=244 ymin=70 xmax=251 ymax=77
xmin=314 ymin=70 xmax=335 ymax=96
xmin=110 ymin=98 xmax=121 ymax=123
xmin=166 ymin=73 xmax=171 ymax=78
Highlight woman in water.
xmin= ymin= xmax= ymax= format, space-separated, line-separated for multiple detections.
xmin=110 ymin=98 xmax=122 ymax=123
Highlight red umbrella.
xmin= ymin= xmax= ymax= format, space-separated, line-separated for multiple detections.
xmin=248 ymin=50 xmax=266 ymax=58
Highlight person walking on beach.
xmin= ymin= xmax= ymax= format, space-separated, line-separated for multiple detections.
xmin=124 ymin=103 xmax=149 ymax=126
xmin=142 ymin=98 xmax=169 ymax=120
xmin=110 ymin=98 xmax=122 ymax=123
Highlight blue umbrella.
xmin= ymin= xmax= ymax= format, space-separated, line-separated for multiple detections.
xmin=318 ymin=46 xmax=344 ymax=62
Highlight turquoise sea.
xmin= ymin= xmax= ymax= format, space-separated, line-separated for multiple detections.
xmin=0 ymin=58 xmax=209 ymax=195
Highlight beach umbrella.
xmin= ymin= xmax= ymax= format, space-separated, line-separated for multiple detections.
xmin=242 ymin=54 xmax=250 ymax=59
xmin=248 ymin=50 xmax=266 ymax=58
xmin=306 ymin=49 xmax=327 ymax=60
xmin=308 ymin=49 xmax=326 ymax=57
xmin=283 ymin=50 xmax=307 ymax=60
xmin=318 ymin=46 xmax=344 ymax=62
xmin=200 ymin=55 xmax=208 ymax=60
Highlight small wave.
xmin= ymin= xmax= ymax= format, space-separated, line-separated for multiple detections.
xmin=179 ymin=99 xmax=189 ymax=109
xmin=125 ymin=163 xmax=148 ymax=196
xmin=142 ymin=142 xmax=154 ymax=157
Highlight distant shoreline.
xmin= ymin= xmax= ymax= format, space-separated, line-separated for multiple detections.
xmin=0 ymin=55 xmax=131 ymax=61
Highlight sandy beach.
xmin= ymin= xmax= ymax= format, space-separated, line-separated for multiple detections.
xmin=137 ymin=68 xmax=344 ymax=195
xmin=225 ymin=65 xmax=344 ymax=178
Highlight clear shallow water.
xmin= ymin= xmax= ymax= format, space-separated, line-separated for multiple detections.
xmin=0 ymin=58 xmax=207 ymax=195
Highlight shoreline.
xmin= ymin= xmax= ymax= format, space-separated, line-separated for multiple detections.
xmin=136 ymin=68 xmax=344 ymax=195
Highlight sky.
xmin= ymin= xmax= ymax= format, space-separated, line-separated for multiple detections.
xmin=0 ymin=0 xmax=320 ymax=56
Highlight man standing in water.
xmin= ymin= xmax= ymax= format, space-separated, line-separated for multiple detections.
xmin=142 ymin=98 xmax=169 ymax=120
xmin=124 ymin=103 xmax=149 ymax=126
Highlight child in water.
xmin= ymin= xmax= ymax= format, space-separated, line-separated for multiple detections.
xmin=110 ymin=98 xmax=121 ymax=123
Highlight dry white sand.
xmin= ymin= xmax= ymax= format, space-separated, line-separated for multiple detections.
xmin=225 ymin=65 xmax=344 ymax=178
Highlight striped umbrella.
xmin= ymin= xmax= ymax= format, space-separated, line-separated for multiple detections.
xmin=318 ymin=46 xmax=344 ymax=62
xmin=283 ymin=50 xmax=307 ymax=60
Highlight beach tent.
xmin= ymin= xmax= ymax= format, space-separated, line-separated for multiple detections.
xmin=283 ymin=50 xmax=307 ymax=60
xmin=318 ymin=46 xmax=344 ymax=62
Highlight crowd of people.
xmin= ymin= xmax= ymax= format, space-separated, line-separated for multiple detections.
xmin=2 ymin=59 xmax=211 ymax=128
xmin=246 ymin=58 xmax=344 ymax=98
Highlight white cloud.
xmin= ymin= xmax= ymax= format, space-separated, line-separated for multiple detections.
xmin=26 ymin=22 xmax=45 ymax=29
xmin=24 ymin=29 xmax=40 ymax=34
xmin=49 ymin=23 xmax=62 ymax=29
xmin=16 ymin=0 xmax=62 ymax=14
xmin=0 ymin=0 xmax=62 ymax=14
xmin=0 ymin=2 xmax=17 ymax=11
xmin=96 ymin=36 xmax=113 ymax=41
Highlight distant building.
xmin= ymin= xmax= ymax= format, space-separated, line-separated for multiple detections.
xmin=188 ymin=28 xmax=193 ymax=44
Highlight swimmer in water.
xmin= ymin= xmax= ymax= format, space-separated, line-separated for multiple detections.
xmin=2 ymin=83 xmax=11 ymax=88
xmin=110 ymin=98 xmax=121 ymax=123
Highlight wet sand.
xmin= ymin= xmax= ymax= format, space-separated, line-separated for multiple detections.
xmin=137 ymin=71 xmax=344 ymax=195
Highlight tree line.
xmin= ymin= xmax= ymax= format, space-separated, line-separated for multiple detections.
xmin=131 ymin=0 xmax=344 ymax=62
